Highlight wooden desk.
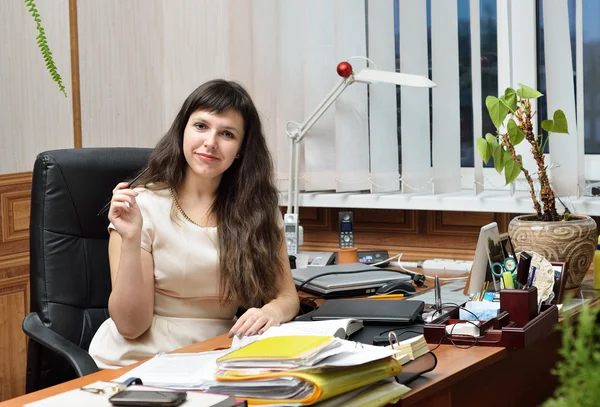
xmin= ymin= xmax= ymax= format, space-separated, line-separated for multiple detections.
xmin=2 ymin=272 xmax=597 ymax=407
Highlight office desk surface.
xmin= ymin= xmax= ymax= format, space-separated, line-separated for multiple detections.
xmin=0 ymin=334 xmax=506 ymax=407
xmin=3 ymin=271 xmax=597 ymax=407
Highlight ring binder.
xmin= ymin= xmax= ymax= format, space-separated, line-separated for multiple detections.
xmin=388 ymin=331 xmax=399 ymax=349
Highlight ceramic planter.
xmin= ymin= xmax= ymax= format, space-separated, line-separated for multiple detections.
xmin=508 ymin=214 xmax=598 ymax=289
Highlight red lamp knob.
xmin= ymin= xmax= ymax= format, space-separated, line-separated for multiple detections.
xmin=336 ymin=61 xmax=353 ymax=78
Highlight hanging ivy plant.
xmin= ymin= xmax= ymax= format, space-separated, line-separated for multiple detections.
xmin=24 ymin=0 xmax=67 ymax=97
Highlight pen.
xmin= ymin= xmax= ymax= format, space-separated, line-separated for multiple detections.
xmin=368 ymin=294 xmax=405 ymax=299
xmin=97 ymin=167 xmax=149 ymax=216
xmin=527 ymin=266 xmax=536 ymax=288
xmin=434 ymin=275 xmax=442 ymax=310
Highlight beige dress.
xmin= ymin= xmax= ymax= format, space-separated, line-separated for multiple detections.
xmin=88 ymin=187 xmax=239 ymax=369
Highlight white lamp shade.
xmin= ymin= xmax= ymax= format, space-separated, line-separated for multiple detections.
xmin=353 ymin=68 xmax=436 ymax=88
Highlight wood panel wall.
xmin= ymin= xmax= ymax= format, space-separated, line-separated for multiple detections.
xmin=298 ymin=207 xmax=515 ymax=261
xmin=0 ymin=173 xmax=32 ymax=401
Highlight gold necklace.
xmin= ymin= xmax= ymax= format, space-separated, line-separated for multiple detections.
xmin=169 ymin=187 xmax=202 ymax=227
xmin=169 ymin=188 xmax=218 ymax=249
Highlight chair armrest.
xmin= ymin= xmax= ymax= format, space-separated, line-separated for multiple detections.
xmin=22 ymin=312 xmax=99 ymax=377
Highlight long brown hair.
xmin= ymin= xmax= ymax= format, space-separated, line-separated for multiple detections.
xmin=137 ymin=79 xmax=283 ymax=308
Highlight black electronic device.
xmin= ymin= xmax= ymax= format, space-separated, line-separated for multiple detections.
xmin=516 ymin=251 xmax=532 ymax=287
xmin=375 ymin=280 xmax=416 ymax=295
xmin=109 ymin=390 xmax=187 ymax=407
xmin=338 ymin=211 xmax=354 ymax=248
xmin=310 ymin=299 xmax=425 ymax=324
xmin=358 ymin=250 xmax=390 ymax=266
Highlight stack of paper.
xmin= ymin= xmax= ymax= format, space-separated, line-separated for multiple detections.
xmin=386 ymin=335 xmax=429 ymax=363
xmin=114 ymin=335 xmax=409 ymax=406
xmin=211 ymin=357 xmax=402 ymax=405
xmin=209 ymin=336 xmax=403 ymax=405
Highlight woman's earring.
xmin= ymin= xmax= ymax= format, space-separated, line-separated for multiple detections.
xmin=236 ymin=154 xmax=240 ymax=159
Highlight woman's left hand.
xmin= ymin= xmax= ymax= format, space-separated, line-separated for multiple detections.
xmin=228 ymin=307 xmax=282 ymax=338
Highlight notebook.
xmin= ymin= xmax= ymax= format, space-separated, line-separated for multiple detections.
xmin=231 ymin=319 xmax=364 ymax=349
xmin=309 ymin=299 xmax=425 ymax=325
xmin=217 ymin=336 xmax=342 ymax=370
xmin=292 ymin=262 xmax=411 ymax=297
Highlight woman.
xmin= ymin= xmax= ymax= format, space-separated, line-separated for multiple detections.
xmin=89 ymin=80 xmax=300 ymax=368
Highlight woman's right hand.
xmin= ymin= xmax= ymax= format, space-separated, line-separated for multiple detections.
xmin=108 ymin=182 xmax=142 ymax=240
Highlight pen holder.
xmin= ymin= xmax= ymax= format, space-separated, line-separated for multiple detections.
xmin=500 ymin=287 xmax=538 ymax=327
xmin=337 ymin=247 xmax=359 ymax=264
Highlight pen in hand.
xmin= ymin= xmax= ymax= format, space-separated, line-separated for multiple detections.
xmin=97 ymin=167 xmax=149 ymax=216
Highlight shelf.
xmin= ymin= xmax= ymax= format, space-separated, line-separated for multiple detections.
xmin=279 ymin=190 xmax=600 ymax=215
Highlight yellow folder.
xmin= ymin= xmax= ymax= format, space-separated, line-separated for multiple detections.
xmin=216 ymin=356 xmax=402 ymax=406
xmin=217 ymin=336 xmax=338 ymax=368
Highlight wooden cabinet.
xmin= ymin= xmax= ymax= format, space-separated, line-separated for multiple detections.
xmin=0 ymin=173 xmax=31 ymax=401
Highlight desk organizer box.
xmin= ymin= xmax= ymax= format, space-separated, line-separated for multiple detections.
xmin=423 ymin=288 xmax=559 ymax=348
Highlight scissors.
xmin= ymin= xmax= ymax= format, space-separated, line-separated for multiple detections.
xmin=492 ymin=257 xmax=517 ymax=275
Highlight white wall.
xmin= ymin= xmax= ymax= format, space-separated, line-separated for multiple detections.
xmin=0 ymin=0 xmax=73 ymax=175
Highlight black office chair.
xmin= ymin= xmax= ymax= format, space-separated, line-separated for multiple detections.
xmin=23 ymin=147 xmax=152 ymax=392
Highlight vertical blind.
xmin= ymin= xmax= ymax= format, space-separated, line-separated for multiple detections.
xmin=265 ymin=0 xmax=584 ymax=202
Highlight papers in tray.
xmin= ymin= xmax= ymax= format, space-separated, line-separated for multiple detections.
xmin=231 ymin=318 xmax=363 ymax=349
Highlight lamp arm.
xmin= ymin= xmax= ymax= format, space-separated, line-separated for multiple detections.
xmin=286 ymin=76 xmax=353 ymax=216
xmin=294 ymin=77 xmax=352 ymax=143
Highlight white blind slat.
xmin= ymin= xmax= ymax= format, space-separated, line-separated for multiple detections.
xmin=543 ymin=0 xmax=582 ymax=196
xmin=470 ymin=0 xmax=483 ymax=194
xmin=302 ymin=0 xmax=337 ymax=192
xmin=431 ymin=0 xmax=461 ymax=193
xmin=334 ymin=0 xmax=370 ymax=192
xmin=367 ymin=0 xmax=400 ymax=193
xmin=399 ymin=0 xmax=432 ymax=193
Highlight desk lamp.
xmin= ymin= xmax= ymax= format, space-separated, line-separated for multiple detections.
xmin=284 ymin=58 xmax=436 ymax=256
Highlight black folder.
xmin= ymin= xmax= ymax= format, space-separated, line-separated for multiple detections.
xmin=309 ymin=299 xmax=425 ymax=325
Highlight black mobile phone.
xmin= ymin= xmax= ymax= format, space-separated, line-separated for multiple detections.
xmin=108 ymin=390 xmax=187 ymax=407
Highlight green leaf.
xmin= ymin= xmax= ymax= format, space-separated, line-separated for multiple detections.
xmin=500 ymin=88 xmax=517 ymax=114
xmin=551 ymin=110 xmax=569 ymax=133
xmin=485 ymin=132 xmax=497 ymax=144
xmin=476 ymin=137 xmax=491 ymax=163
xmin=541 ymin=120 xmax=554 ymax=132
xmin=503 ymin=153 xmax=521 ymax=184
xmin=486 ymin=96 xmax=509 ymax=129
xmin=507 ymin=118 xmax=525 ymax=146
xmin=517 ymin=83 xmax=543 ymax=99
xmin=493 ymin=145 xmax=504 ymax=173
xmin=541 ymin=110 xmax=569 ymax=134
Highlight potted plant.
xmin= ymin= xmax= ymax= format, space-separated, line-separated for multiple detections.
xmin=476 ymin=84 xmax=597 ymax=289
xmin=542 ymin=303 xmax=600 ymax=406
